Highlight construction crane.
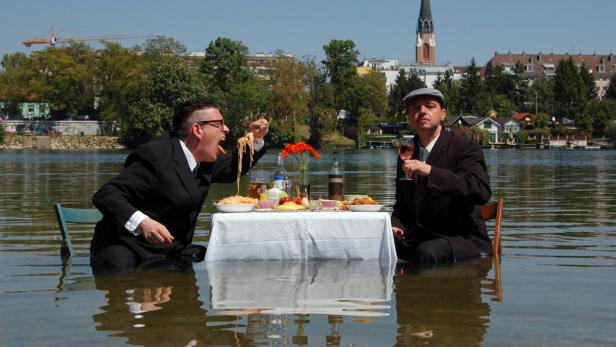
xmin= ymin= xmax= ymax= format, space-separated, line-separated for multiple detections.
xmin=22 ymin=27 xmax=157 ymax=47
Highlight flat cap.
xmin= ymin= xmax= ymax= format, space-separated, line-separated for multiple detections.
xmin=402 ymin=88 xmax=446 ymax=108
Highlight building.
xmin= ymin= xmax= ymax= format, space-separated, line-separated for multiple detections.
xmin=486 ymin=52 xmax=616 ymax=97
xmin=416 ymin=0 xmax=436 ymax=65
xmin=360 ymin=0 xmax=457 ymax=91
xmin=445 ymin=115 xmax=521 ymax=144
xmin=0 ymin=100 xmax=50 ymax=119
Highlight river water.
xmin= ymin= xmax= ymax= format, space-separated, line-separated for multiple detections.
xmin=0 ymin=148 xmax=615 ymax=346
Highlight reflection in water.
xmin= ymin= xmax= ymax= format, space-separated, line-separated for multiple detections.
xmin=205 ymin=260 xmax=396 ymax=346
xmin=205 ymin=260 xmax=395 ymax=316
xmin=394 ymin=258 xmax=496 ymax=346
xmin=92 ymin=265 xmax=250 ymax=347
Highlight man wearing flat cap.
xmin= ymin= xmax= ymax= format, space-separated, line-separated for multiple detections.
xmin=391 ymin=88 xmax=492 ymax=264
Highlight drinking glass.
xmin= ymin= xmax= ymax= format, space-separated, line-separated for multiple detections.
xmin=398 ymin=140 xmax=414 ymax=181
xmin=249 ymin=170 xmax=269 ymax=198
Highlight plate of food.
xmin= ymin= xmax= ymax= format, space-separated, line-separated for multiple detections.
xmin=215 ymin=196 xmax=258 ymax=213
xmin=347 ymin=196 xmax=383 ymax=212
xmin=347 ymin=204 xmax=383 ymax=212
xmin=274 ymin=201 xmax=307 ymax=211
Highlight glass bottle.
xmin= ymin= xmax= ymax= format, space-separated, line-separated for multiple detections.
xmin=272 ymin=154 xmax=287 ymax=189
xmin=328 ymin=152 xmax=343 ymax=200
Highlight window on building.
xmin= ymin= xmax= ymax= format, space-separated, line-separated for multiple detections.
xmin=526 ymin=64 xmax=533 ymax=72
xmin=28 ymin=105 xmax=34 ymax=115
xmin=484 ymin=122 xmax=492 ymax=130
xmin=596 ymin=64 xmax=605 ymax=72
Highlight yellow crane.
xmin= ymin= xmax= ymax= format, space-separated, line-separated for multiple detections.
xmin=22 ymin=27 xmax=157 ymax=47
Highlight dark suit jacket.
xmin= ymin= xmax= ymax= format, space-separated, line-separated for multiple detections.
xmin=91 ymin=131 xmax=265 ymax=259
xmin=391 ymin=130 xmax=492 ymax=260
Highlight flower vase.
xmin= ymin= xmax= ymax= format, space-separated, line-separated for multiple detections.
xmin=298 ymin=156 xmax=311 ymax=198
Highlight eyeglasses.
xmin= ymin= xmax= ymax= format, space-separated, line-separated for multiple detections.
xmin=196 ymin=119 xmax=225 ymax=130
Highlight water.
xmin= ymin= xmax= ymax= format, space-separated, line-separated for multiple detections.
xmin=1 ymin=148 xmax=615 ymax=346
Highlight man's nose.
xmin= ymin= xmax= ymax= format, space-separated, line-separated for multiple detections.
xmin=222 ymin=124 xmax=230 ymax=134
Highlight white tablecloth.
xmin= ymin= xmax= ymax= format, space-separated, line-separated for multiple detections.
xmin=205 ymin=211 xmax=397 ymax=262
xmin=205 ymin=259 xmax=395 ymax=316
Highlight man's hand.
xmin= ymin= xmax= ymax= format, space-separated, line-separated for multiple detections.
xmin=402 ymin=159 xmax=432 ymax=178
xmin=139 ymin=218 xmax=174 ymax=245
xmin=392 ymin=227 xmax=405 ymax=240
xmin=247 ymin=118 xmax=269 ymax=139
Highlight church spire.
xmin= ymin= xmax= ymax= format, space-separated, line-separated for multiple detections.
xmin=417 ymin=0 xmax=434 ymax=33
xmin=415 ymin=0 xmax=436 ymax=65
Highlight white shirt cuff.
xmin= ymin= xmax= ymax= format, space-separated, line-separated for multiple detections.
xmin=125 ymin=211 xmax=148 ymax=235
xmin=254 ymin=138 xmax=264 ymax=151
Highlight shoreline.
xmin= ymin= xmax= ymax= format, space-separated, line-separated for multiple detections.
xmin=0 ymin=135 xmax=126 ymax=150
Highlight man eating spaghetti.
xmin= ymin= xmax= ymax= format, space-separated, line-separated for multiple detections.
xmin=90 ymin=97 xmax=268 ymax=273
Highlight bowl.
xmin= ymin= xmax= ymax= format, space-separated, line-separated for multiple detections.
xmin=320 ymin=199 xmax=338 ymax=209
xmin=215 ymin=203 xmax=255 ymax=213
xmin=257 ymin=200 xmax=274 ymax=209
xmin=347 ymin=204 xmax=383 ymax=212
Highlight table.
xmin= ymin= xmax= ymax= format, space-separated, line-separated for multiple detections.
xmin=205 ymin=211 xmax=397 ymax=262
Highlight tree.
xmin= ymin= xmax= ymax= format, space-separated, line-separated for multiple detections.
xmin=200 ymin=37 xmax=252 ymax=93
xmin=605 ymin=73 xmax=616 ymax=99
xmin=554 ymin=58 xmax=586 ymax=120
xmin=28 ymin=43 xmax=97 ymax=116
xmin=139 ymin=36 xmax=188 ymax=56
xmin=388 ymin=69 xmax=426 ymax=119
xmin=457 ymin=58 xmax=489 ymax=116
xmin=578 ymin=99 xmax=616 ymax=136
xmin=95 ymin=42 xmax=146 ymax=127
xmin=322 ymin=39 xmax=360 ymax=111
xmin=122 ymin=54 xmax=206 ymax=146
xmin=579 ymin=63 xmax=597 ymax=100
xmin=530 ymin=76 xmax=555 ymax=115
xmin=0 ymin=52 xmax=34 ymax=115
xmin=265 ymin=55 xmax=312 ymax=138
xmin=433 ymin=69 xmax=459 ymax=115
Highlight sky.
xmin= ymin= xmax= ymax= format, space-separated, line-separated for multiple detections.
xmin=1 ymin=0 xmax=616 ymax=66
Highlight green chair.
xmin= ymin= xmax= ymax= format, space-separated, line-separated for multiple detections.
xmin=54 ymin=202 xmax=102 ymax=256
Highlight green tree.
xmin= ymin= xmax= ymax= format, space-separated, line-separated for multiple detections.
xmin=265 ymin=55 xmax=312 ymax=138
xmin=605 ymin=73 xmax=616 ymax=99
xmin=554 ymin=58 xmax=586 ymax=120
xmin=95 ymin=42 xmax=146 ymax=128
xmin=530 ymin=76 xmax=556 ymax=115
xmin=387 ymin=69 xmax=426 ymax=119
xmin=306 ymin=61 xmax=335 ymax=147
xmin=28 ymin=43 xmax=97 ymax=116
xmin=433 ymin=69 xmax=459 ymax=114
xmin=139 ymin=36 xmax=188 ymax=56
xmin=579 ymin=63 xmax=597 ymax=100
xmin=200 ymin=37 xmax=251 ymax=93
xmin=122 ymin=54 xmax=206 ymax=146
xmin=322 ymin=39 xmax=359 ymax=110
xmin=578 ymin=99 xmax=616 ymax=135
xmin=0 ymin=52 xmax=34 ymax=115
xmin=457 ymin=58 xmax=488 ymax=116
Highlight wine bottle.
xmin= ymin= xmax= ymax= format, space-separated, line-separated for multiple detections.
xmin=328 ymin=152 xmax=343 ymax=200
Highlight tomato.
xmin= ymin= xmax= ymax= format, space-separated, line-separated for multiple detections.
xmin=279 ymin=197 xmax=294 ymax=205
xmin=293 ymin=197 xmax=303 ymax=205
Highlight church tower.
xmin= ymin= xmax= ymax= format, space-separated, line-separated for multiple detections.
xmin=416 ymin=0 xmax=436 ymax=65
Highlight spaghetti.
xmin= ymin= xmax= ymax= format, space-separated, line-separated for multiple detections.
xmin=235 ymin=132 xmax=255 ymax=195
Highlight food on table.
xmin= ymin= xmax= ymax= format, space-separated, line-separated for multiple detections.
xmin=217 ymin=195 xmax=258 ymax=205
xmin=350 ymin=196 xmax=378 ymax=205
xmin=300 ymin=197 xmax=310 ymax=207
xmin=275 ymin=201 xmax=306 ymax=211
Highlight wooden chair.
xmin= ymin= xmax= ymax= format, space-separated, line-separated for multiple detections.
xmin=54 ymin=203 xmax=102 ymax=257
xmin=480 ymin=197 xmax=505 ymax=257
xmin=480 ymin=197 xmax=504 ymax=302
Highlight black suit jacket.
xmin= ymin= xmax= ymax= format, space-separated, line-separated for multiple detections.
xmin=391 ymin=130 xmax=492 ymax=260
xmin=91 ymin=131 xmax=265 ymax=259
